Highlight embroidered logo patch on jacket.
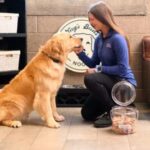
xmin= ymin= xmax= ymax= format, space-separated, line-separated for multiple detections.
xmin=106 ymin=43 xmax=112 ymax=48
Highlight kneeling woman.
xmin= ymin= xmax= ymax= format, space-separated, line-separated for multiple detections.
xmin=74 ymin=1 xmax=137 ymax=127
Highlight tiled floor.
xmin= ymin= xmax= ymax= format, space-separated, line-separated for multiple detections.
xmin=0 ymin=103 xmax=150 ymax=150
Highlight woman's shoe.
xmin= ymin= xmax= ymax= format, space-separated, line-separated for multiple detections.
xmin=94 ymin=112 xmax=112 ymax=128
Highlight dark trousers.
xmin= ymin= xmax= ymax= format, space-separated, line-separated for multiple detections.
xmin=81 ymin=73 xmax=120 ymax=121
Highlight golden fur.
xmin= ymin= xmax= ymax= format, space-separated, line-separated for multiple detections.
xmin=0 ymin=33 xmax=82 ymax=128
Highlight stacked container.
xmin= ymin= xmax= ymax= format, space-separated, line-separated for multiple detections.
xmin=111 ymin=81 xmax=139 ymax=134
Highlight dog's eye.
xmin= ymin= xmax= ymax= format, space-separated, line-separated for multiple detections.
xmin=70 ymin=36 xmax=72 ymax=38
xmin=86 ymin=41 xmax=90 ymax=44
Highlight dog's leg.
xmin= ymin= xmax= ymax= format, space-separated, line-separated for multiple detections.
xmin=34 ymin=91 xmax=60 ymax=128
xmin=51 ymin=93 xmax=65 ymax=122
xmin=0 ymin=107 xmax=22 ymax=128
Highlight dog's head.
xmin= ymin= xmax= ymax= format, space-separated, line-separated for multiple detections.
xmin=41 ymin=33 xmax=82 ymax=64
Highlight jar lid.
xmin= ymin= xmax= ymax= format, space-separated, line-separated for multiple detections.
xmin=111 ymin=80 xmax=136 ymax=106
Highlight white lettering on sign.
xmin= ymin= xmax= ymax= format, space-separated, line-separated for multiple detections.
xmin=57 ymin=18 xmax=98 ymax=73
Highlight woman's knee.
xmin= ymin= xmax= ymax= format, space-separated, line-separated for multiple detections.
xmin=84 ymin=74 xmax=96 ymax=88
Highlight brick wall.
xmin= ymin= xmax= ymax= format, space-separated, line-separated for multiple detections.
xmin=26 ymin=0 xmax=150 ymax=102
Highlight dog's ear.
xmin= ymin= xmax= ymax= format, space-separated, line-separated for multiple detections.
xmin=50 ymin=39 xmax=64 ymax=56
xmin=41 ymin=38 xmax=66 ymax=63
xmin=42 ymin=39 xmax=63 ymax=55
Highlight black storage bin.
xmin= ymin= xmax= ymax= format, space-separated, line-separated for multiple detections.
xmin=56 ymin=86 xmax=90 ymax=107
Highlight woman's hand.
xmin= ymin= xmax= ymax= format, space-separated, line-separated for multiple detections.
xmin=86 ymin=68 xmax=96 ymax=74
xmin=74 ymin=45 xmax=84 ymax=54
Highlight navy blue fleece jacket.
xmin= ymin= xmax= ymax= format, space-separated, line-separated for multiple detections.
xmin=77 ymin=30 xmax=137 ymax=86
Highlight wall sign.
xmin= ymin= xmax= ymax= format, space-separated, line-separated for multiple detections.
xmin=57 ymin=17 xmax=98 ymax=73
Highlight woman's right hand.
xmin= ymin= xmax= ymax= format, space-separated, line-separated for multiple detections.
xmin=74 ymin=45 xmax=84 ymax=54
xmin=86 ymin=68 xmax=96 ymax=74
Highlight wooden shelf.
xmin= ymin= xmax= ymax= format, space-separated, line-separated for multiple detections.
xmin=0 ymin=33 xmax=26 ymax=38
xmin=0 ymin=71 xmax=18 ymax=76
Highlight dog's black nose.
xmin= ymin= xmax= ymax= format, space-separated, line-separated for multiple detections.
xmin=80 ymin=38 xmax=83 ymax=41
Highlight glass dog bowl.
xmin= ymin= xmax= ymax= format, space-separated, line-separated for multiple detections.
xmin=111 ymin=81 xmax=139 ymax=134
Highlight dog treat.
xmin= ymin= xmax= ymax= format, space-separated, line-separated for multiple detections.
xmin=112 ymin=115 xmax=136 ymax=134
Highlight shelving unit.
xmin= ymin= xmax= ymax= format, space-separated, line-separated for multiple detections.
xmin=0 ymin=0 xmax=27 ymax=84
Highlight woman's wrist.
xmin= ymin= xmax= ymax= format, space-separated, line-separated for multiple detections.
xmin=95 ymin=62 xmax=102 ymax=72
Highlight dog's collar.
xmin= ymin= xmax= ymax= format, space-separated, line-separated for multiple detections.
xmin=42 ymin=51 xmax=61 ymax=64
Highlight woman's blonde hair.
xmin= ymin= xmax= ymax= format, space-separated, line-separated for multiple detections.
xmin=88 ymin=1 xmax=131 ymax=62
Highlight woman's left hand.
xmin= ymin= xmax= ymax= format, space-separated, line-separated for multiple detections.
xmin=86 ymin=68 xmax=96 ymax=74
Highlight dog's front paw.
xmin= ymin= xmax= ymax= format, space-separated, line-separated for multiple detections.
xmin=54 ymin=114 xmax=65 ymax=122
xmin=47 ymin=121 xmax=60 ymax=128
xmin=54 ymin=115 xmax=65 ymax=122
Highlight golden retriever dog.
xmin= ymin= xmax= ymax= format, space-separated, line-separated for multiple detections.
xmin=0 ymin=33 xmax=82 ymax=128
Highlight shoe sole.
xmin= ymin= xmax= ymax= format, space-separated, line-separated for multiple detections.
xmin=94 ymin=123 xmax=112 ymax=128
